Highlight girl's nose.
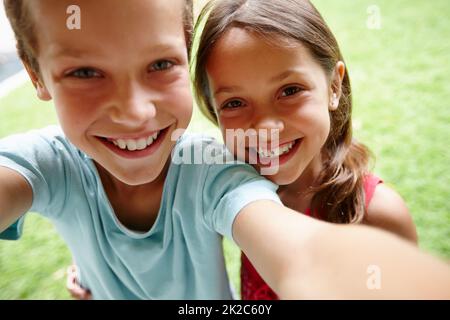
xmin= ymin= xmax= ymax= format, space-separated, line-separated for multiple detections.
xmin=109 ymin=82 xmax=157 ymax=127
xmin=252 ymin=113 xmax=285 ymax=133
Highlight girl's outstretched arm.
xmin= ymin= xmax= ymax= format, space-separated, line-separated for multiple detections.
xmin=233 ymin=200 xmax=450 ymax=299
xmin=0 ymin=167 xmax=32 ymax=232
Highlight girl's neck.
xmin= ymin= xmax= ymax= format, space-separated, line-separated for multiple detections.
xmin=277 ymin=154 xmax=324 ymax=213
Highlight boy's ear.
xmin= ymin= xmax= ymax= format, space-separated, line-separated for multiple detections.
xmin=329 ymin=61 xmax=345 ymax=111
xmin=23 ymin=61 xmax=52 ymax=101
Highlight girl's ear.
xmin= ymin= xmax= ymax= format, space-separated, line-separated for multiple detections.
xmin=23 ymin=61 xmax=52 ymax=101
xmin=329 ymin=61 xmax=345 ymax=111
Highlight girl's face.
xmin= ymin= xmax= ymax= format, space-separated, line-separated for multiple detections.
xmin=206 ymin=28 xmax=342 ymax=185
xmin=28 ymin=0 xmax=192 ymax=186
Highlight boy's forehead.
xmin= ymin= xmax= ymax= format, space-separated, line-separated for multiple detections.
xmin=28 ymin=0 xmax=187 ymax=52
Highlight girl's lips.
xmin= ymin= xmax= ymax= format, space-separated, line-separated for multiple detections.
xmin=96 ymin=125 xmax=171 ymax=159
xmin=253 ymin=138 xmax=303 ymax=168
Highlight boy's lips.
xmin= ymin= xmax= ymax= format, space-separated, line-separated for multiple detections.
xmin=95 ymin=125 xmax=172 ymax=159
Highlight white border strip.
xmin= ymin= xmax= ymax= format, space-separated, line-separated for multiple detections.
xmin=0 ymin=69 xmax=29 ymax=100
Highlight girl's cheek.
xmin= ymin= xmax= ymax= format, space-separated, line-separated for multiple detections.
xmin=219 ymin=113 xmax=251 ymax=131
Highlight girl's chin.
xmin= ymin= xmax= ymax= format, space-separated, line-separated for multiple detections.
xmin=254 ymin=165 xmax=301 ymax=185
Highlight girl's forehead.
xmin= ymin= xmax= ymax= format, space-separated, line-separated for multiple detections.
xmin=212 ymin=28 xmax=310 ymax=58
xmin=209 ymin=28 xmax=318 ymax=71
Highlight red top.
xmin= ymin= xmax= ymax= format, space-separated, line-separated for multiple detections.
xmin=240 ymin=174 xmax=383 ymax=300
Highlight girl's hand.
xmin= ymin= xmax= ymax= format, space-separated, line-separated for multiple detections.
xmin=66 ymin=264 xmax=92 ymax=300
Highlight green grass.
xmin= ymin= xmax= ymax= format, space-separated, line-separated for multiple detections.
xmin=0 ymin=0 xmax=449 ymax=299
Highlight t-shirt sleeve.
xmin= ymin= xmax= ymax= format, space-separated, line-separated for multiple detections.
xmin=0 ymin=127 xmax=73 ymax=236
xmin=0 ymin=217 xmax=25 ymax=240
xmin=201 ymin=162 xmax=281 ymax=241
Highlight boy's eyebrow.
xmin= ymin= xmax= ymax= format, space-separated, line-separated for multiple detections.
xmin=49 ymin=43 xmax=181 ymax=59
xmin=50 ymin=47 xmax=85 ymax=58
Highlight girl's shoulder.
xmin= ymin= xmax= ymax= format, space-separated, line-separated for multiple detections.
xmin=363 ymin=174 xmax=383 ymax=209
xmin=364 ymin=174 xmax=417 ymax=243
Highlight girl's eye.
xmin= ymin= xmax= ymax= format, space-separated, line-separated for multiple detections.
xmin=281 ymin=86 xmax=302 ymax=97
xmin=222 ymin=99 xmax=245 ymax=110
xmin=150 ymin=60 xmax=174 ymax=72
xmin=67 ymin=68 xmax=101 ymax=79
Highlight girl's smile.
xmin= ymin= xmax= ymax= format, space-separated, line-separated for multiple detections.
xmin=251 ymin=138 xmax=303 ymax=168
xmin=206 ymin=27 xmax=339 ymax=185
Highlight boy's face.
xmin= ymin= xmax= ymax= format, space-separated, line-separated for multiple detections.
xmin=28 ymin=0 xmax=192 ymax=185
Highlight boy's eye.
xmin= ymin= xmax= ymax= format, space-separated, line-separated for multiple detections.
xmin=281 ymin=86 xmax=302 ymax=97
xmin=150 ymin=60 xmax=174 ymax=72
xmin=222 ymin=99 xmax=245 ymax=110
xmin=68 ymin=68 xmax=102 ymax=79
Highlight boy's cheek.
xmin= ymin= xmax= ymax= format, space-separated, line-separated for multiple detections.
xmin=166 ymin=82 xmax=193 ymax=114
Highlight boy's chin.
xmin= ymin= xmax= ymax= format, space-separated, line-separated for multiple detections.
xmin=112 ymin=170 xmax=163 ymax=187
xmin=95 ymin=159 xmax=169 ymax=187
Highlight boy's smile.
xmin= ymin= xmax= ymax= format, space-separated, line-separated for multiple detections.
xmin=97 ymin=124 xmax=172 ymax=160
xmin=26 ymin=0 xmax=193 ymax=186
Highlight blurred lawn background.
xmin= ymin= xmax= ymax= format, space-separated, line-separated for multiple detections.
xmin=0 ymin=0 xmax=449 ymax=299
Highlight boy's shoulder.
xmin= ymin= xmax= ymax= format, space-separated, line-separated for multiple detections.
xmin=172 ymin=132 xmax=234 ymax=167
xmin=174 ymin=132 xmax=221 ymax=149
xmin=1 ymin=125 xmax=68 ymax=146
xmin=0 ymin=125 xmax=87 ymax=163
xmin=169 ymin=132 xmax=265 ymax=190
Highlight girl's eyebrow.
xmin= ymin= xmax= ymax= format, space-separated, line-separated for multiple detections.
xmin=270 ymin=69 xmax=308 ymax=83
xmin=214 ymin=69 xmax=310 ymax=96
xmin=214 ymin=85 xmax=243 ymax=96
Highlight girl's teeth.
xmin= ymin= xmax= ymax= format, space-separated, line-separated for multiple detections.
xmin=126 ymin=139 xmax=137 ymax=151
xmin=257 ymin=140 xmax=296 ymax=158
xmin=112 ymin=131 xmax=160 ymax=151
xmin=136 ymin=138 xmax=147 ymax=150
xmin=117 ymin=139 xmax=126 ymax=149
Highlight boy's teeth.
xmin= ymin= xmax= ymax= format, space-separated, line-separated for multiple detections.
xmin=113 ymin=131 xmax=160 ymax=151
xmin=117 ymin=139 xmax=126 ymax=149
xmin=257 ymin=140 xmax=296 ymax=158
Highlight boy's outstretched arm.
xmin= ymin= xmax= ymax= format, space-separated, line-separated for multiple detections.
xmin=233 ymin=200 xmax=450 ymax=299
xmin=0 ymin=167 xmax=32 ymax=232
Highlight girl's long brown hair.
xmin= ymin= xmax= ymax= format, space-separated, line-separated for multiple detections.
xmin=193 ymin=0 xmax=373 ymax=224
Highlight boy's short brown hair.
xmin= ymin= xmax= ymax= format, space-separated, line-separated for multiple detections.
xmin=3 ymin=0 xmax=194 ymax=76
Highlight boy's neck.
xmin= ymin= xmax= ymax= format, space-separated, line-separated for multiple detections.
xmin=94 ymin=159 xmax=170 ymax=194
xmin=94 ymin=159 xmax=171 ymax=232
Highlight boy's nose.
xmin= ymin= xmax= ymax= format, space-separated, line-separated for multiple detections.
xmin=109 ymin=83 xmax=157 ymax=126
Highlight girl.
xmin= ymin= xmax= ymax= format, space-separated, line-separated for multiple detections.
xmin=193 ymin=0 xmax=418 ymax=299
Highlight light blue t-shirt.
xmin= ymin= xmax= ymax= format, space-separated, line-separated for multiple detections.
xmin=0 ymin=126 xmax=281 ymax=299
